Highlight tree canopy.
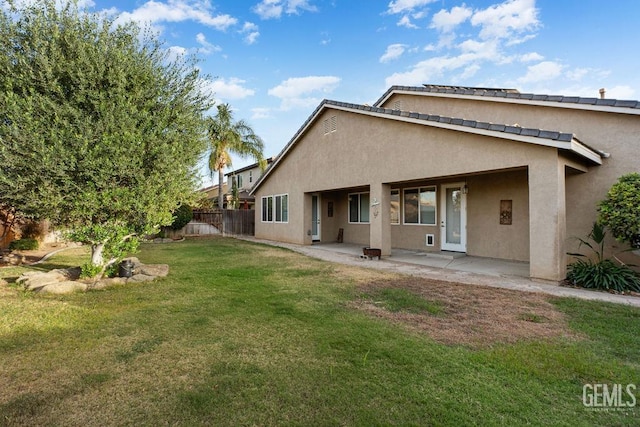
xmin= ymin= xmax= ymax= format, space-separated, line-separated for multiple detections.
xmin=0 ymin=0 xmax=213 ymax=271
xmin=598 ymin=173 xmax=640 ymax=249
xmin=207 ymin=103 xmax=265 ymax=209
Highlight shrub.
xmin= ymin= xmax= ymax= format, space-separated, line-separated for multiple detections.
xmin=8 ymin=238 xmax=39 ymax=251
xmin=80 ymin=262 xmax=102 ymax=279
xmin=168 ymin=205 xmax=193 ymax=230
xmin=598 ymin=173 xmax=640 ymax=248
xmin=566 ymin=222 xmax=640 ymax=292
xmin=566 ymin=259 xmax=640 ymax=292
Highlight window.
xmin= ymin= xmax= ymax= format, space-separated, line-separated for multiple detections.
xmin=261 ymin=196 xmax=273 ymax=222
xmin=237 ymin=175 xmax=243 ymax=188
xmin=390 ymin=189 xmax=400 ymax=224
xmin=249 ymin=171 xmax=253 ymax=183
xmin=403 ymin=187 xmax=436 ymax=225
xmin=262 ymin=194 xmax=288 ymax=223
xmin=348 ymin=192 xmax=370 ymax=223
xmin=275 ymin=194 xmax=288 ymax=223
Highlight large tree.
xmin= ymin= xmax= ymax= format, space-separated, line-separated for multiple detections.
xmin=0 ymin=1 xmax=212 ymax=274
xmin=207 ymin=104 xmax=265 ymax=209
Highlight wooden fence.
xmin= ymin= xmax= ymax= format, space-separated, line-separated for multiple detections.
xmin=192 ymin=209 xmax=255 ymax=236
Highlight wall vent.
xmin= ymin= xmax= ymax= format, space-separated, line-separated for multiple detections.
xmin=425 ymin=234 xmax=434 ymax=246
xmin=324 ymin=115 xmax=337 ymax=134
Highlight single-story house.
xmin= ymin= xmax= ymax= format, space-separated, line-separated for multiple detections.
xmin=250 ymin=84 xmax=640 ymax=282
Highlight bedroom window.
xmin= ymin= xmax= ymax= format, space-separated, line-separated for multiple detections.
xmin=274 ymin=194 xmax=288 ymax=223
xmin=348 ymin=192 xmax=370 ymax=223
xmin=261 ymin=196 xmax=273 ymax=222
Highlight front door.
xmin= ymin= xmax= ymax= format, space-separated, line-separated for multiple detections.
xmin=311 ymin=195 xmax=320 ymax=241
xmin=440 ymin=183 xmax=466 ymax=252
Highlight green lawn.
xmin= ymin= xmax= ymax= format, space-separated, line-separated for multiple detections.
xmin=1 ymin=238 xmax=638 ymax=426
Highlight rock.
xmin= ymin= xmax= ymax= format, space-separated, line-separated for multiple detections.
xmin=127 ymin=274 xmax=156 ymax=283
xmin=92 ymin=277 xmax=128 ymax=290
xmin=137 ymin=264 xmax=169 ymax=277
xmin=38 ymin=281 xmax=87 ymax=294
xmin=17 ymin=268 xmax=82 ymax=291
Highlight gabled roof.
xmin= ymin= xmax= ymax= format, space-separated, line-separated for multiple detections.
xmin=224 ymin=156 xmax=276 ymax=177
xmin=374 ymin=84 xmax=640 ymax=114
xmin=250 ymin=97 xmax=603 ymax=195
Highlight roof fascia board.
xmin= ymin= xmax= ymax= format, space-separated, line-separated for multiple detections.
xmin=384 ymin=89 xmax=640 ymax=116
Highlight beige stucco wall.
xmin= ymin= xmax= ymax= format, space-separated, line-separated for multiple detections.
xmin=255 ymin=108 xmax=562 ymax=266
xmin=383 ymin=92 xmax=640 ymax=261
xmin=466 ymin=170 xmax=530 ymax=261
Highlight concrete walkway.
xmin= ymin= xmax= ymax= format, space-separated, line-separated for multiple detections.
xmin=238 ymin=236 xmax=640 ymax=308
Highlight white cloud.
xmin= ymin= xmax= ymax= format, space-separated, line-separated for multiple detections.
xmin=471 ymin=0 xmax=539 ymax=41
xmin=251 ymin=107 xmax=272 ymax=120
xmin=268 ymin=76 xmax=341 ymax=110
xmin=205 ymin=77 xmax=255 ymax=101
xmin=397 ymin=15 xmax=418 ymax=29
xmin=460 ymin=64 xmax=481 ymax=79
xmin=241 ymin=22 xmax=260 ymax=44
xmin=195 ymin=33 xmax=221 ymax=54
xmin=518 ymin=61 xmax=564 ymax=84
xmin=380 ymin=44 xmax=408 ymax=63
xmin=386 ymin=54 xmax=486 ymax=87
xmin=519 ymin=52 xmax=543 ymax=62
xmin=430 ymin=5 xmax=472 ymax=33
xmin=253 ymin=0 xmax=317 ymax=20
xmin=115 ymin=0 xmax=237 ymax=32
xmin=386 ymin=0 xmax=437 ymax=15
xmin=605 ymin=85 xmax=635 ymax=99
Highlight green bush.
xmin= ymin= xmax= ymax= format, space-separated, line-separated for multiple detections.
xmin=566 ymin=259 xmax=640 ymax=292
xmin=598 ymin=173 xmax=640 ymax=248
xmin=8 ymin=238 xmax=39 ymax=251
xmin=566 ymin=222 xmax=640 ymax=292
xmin=80 ymin=262 xmax=102 ymax=279
xmin=168 ymin=204 xmax=193 ymax=230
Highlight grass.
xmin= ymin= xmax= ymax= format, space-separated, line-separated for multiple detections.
xmin=1 ymin=237 xmax=639 ymax=426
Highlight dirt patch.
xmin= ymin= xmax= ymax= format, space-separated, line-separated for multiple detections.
xmin=353 ymin=276 xmax=580 ymax=348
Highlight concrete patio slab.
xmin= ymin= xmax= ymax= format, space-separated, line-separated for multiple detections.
xmin=238 ymin=237 xmax=640 ymax=308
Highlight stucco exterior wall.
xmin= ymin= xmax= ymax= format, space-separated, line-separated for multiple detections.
xmin=466 ymin=170 xmax=530 ymax=261
xmin=255 ymin=108 xmax=557 ymax=262
xmin=383 ymin=92 xmax=640 ymax=258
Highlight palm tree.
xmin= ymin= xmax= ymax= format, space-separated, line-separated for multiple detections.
xmin=206 ymin=103 xmax=266 ymax=209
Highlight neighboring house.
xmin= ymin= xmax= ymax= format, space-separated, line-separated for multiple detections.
xmin=223 ymin=157 xmax=275 ymax=209
xmin=200 ymin=182 xmax=228 ymax=208
xmin=251 ymin=84 xmax=640 ymax=282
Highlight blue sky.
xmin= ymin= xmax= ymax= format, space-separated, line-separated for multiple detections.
xmin=25 ymin=1 xmax=640 ymax=186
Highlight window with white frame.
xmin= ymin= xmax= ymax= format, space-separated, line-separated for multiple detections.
xmin=262 ymin=194 xmax=288 ymax=223
xmin=275 ymin=194 xmax=288 ymax=223
xmin=348 ymin=192 xmax=370 ymax=223
xmin=249 ymin=170 xmax=253 ymax=183
xmin=390 ymin=189 xmax=400 ymax=224
xmin=403 ymin=187 xmax=436 ymax=225
xmin=261 ymin=196 xmax=273 ymax=222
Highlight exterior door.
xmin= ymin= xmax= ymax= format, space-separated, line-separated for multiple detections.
xmin=311 ymin=195 xmax=320 ymax=241
xmin=440 ymin=183 xmax=466 ymax=252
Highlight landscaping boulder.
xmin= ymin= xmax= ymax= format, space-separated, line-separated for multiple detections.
xmin=38 ymin=281 xmax=88 ymax=294
xmin=16 ymin=261 xmax=169 ymax=294
xmin=136 ymin=264 xmax=169 ymax=278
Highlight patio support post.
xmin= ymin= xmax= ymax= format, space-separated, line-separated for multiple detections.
xmin=528 ymin=155 xmax=567 ymax=282
xmin=303 ymin=192 xmax=313 ymax=245
xmin=370 ymin=182 xmax=391 ymax=256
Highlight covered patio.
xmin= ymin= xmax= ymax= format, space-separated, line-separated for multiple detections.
xmin=308 ymin=242 xmax=530 ymax=278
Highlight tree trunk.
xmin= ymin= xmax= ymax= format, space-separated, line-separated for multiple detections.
xmin=91 ymin=242 xmax=105 ymax=266
xmin=218 ymin=168 xmax=224 ymax=209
